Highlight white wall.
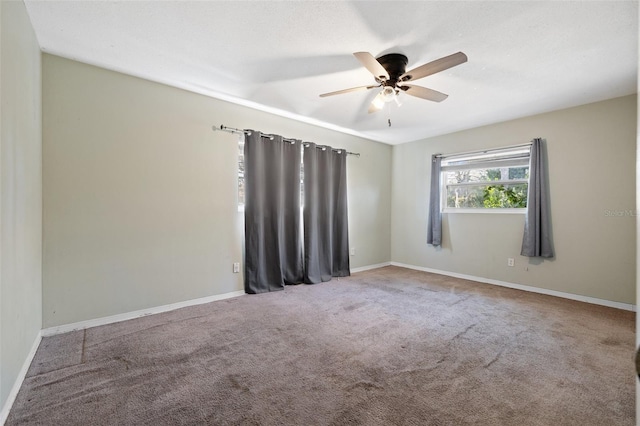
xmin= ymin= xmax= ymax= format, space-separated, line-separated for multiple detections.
xmin=392 ymin=95 xmax=637 ymax=305
xmin=42 ymin=54 xmax=392 ymax=328
xmin=0 ymin=0 xmax=42 ymax=416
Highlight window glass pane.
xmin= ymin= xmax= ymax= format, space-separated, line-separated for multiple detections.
xmin=444 ymin=166 xmax=528 ymax=184
xmin=446 ymin=184 xmax=486 ymax=208
xmin=300 ymin=159 xmax=304 ymax=207
xmin=238 ymin=176 xmax=245 ymax=206
xmin=445 ymin=168 xmax=500 ymax=183
xmin=445 ymin=169 xmax=490 ymax=184
xmin=446 ymin=183 xmax=528 ymax=208
xmin=508 ymin=166 xmax=529 ymax=180
xmin=238 ymin=140 xmax=245 ymax=206
xmin=482 ymin=183 xmax=528 ymax=208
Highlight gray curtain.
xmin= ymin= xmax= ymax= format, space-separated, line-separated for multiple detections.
xmin=521 ymin=138 xmax=554 ymax=258
xmin=244 ymin=131 xmax=304 ymax=293
xmin=303 ymin=143 xmax=350 ymax=283
xmin=427 ymin=155 xmax=442 ymax=246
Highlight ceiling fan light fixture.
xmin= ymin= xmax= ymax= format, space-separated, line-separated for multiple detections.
xmin=382 ymin=86 xmax=396 ymax=102
xmin=371 ymin=86 xmax=401 ymax=112
xmin=371 ymin=94 xmax=385 ymax=110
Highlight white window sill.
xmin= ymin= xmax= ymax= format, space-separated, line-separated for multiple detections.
xmin=443 ymin=208 xmax=526 ymax=214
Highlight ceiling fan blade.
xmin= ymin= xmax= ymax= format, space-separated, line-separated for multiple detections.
xmin=368 ymin=92 xmax=385 ymax=114
xmin=319 ymin=84 xmax=379 ymax=97
xmin=400 ymin=84 xmax=448 ymax=102
xmin=400 ymin=52 xmax=467 ymax=82
xmin=354 ymin=52 xmax=389 ymax=81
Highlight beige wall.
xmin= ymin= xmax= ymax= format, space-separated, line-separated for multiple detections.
xmin=42 ymin=54 xmax=392 ymax=327
xmin=34 ymin=42 xmax=640 ymax=337
xmin=392 ymin=95 xmax=637 ymax=305
xmin=0 ymin=0 xmax=42 ymax=414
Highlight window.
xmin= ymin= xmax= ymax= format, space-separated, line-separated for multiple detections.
xmin=238 ymin=136 xmax=245 ymax=209
xmin=441 ymin=146 xmax=530 ymax=212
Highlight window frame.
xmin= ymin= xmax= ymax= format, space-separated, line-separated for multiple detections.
xmin=439 ymin=145 xmax=531 ymax=214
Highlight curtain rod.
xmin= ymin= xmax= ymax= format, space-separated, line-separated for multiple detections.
xmin=212 ymin=124 xmax=253 ymax=136
xmin=212 ymin=125 xmax=360 ymax=157
xmin=435 ymin=142 xmax=532 ymax=159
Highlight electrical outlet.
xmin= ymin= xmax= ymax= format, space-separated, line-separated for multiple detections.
xmin=507 ymin=258 xmax=515 ymax=267
xmin=233 ymin=262 xmax=240 ymax=273
xmin=350 ymin=248 xmax=356 ymax=256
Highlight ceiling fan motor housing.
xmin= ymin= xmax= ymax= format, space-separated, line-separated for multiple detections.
xmin=376 ymin=53 xmax=408 ymax=86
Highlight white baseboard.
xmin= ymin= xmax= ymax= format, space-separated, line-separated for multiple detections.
xmin=41 ymin=290 xmax=245 ymax=337
xmin=0 ymin=331 xmax=42 ymax=425
xmin=351 ymin=262 xmax=391 ymax=273
xmin=391 ymin=262 xmax=636 ymax=312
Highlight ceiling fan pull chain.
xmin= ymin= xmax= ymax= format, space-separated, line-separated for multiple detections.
xmin=388 ymin=118 xmax=391 ymax=127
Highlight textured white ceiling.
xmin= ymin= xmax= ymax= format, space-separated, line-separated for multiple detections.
xmin=25 ymin=1 xmax=638 ymax=145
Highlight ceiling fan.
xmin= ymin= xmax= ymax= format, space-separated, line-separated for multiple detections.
xmin=320 ymin=51 xmax=468 ymax=114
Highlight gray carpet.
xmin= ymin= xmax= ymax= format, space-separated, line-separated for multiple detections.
xmin=6 ymin=266 xmax=635 ymax=425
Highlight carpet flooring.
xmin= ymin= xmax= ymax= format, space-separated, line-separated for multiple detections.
xmin=6 ymin=266 xmax=635 ymax=425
